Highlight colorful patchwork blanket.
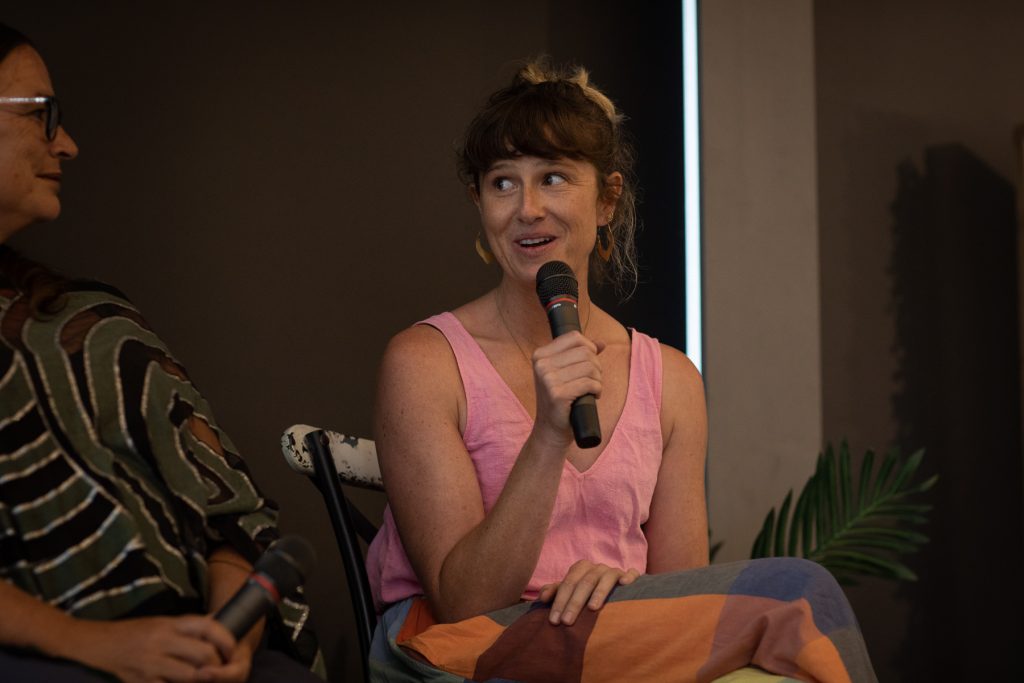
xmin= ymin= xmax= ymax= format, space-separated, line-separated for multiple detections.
xmin=369 ymin=559 xmax=876 ymax=683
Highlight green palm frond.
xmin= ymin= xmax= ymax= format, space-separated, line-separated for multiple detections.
xmin=750 ymin=441 xmax=937 ymax=584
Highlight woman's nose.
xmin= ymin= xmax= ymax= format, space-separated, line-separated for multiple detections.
xmin=51 ymin=125 xmax=79 ymax=160
xmin=517 ymin=185 xmax=545 ymax=223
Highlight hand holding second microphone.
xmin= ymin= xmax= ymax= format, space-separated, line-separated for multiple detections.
xmin=535 ymin=261 xmax=602 ymax=449
xmin=214 ymin=536 xmax=315 ymax=640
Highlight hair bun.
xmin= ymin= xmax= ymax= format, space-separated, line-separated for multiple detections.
xmin=517 ymin=60 xmax=623 ymax=127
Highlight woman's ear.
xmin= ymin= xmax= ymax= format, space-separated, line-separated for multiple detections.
xmin=602 ymin=172 xmax=624 ymax=216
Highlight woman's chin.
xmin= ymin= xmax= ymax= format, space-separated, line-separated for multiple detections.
xmin=31 ymin=199 xmax=62 ymax=224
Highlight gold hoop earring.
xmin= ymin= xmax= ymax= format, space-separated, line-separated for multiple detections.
xmin=475 ymin=233 xmax=494 ymax=264
xmin=596 ymin=224 xmax=613 ymax=262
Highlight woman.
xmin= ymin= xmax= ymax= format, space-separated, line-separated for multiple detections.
xmin=0 ymin=25 xmax=321 ymax=682
xmin=366 ymin=62 xmax=877 ymax=682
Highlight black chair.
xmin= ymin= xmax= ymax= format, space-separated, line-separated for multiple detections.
xmin=281 ymin=424 xmax=382 ymax=682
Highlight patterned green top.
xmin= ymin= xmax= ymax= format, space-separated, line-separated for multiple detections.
xmin=0 ymin=280 xmax=319 ymax=670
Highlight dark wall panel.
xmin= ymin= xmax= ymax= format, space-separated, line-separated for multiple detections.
xmin=5 ymin=3 xmax=548 ymax=678
xmin=4 ymin=3 xmax=684 ymax=678
xmin=549 ymin=0 xmax=687 ymax=348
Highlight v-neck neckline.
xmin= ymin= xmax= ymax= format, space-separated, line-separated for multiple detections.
xmin=444 ymin=312 xmax=637 ymax=476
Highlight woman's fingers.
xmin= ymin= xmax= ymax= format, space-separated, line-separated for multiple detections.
xmin=546 ymin=562 xmax=637 ymax=626
xmin=585 ymin=568 xmax=625 ymax=611
xmin=163 ymin=632 xmax=221 ymax=668
xmin=197 ymin=641 xmax=253 ymax=683
xmin=534 ymin=341 xmax=603 ymax=398
xmin=618 ymin=568 xmax=640 ymax=592
xmin=174 ymin=616 xmax=236 ymax=664
xmin=77 ymin=616 xmax=236 ymax=683
xmin=532 ymin=331 xmax=605 ymax=441
xmin=537 ymin=583 xmax=559 ymax=603
xmin=547 ymin=561 xmax=590 ymax=623
xmin=533 ymin=330 xmax=599 ymax=359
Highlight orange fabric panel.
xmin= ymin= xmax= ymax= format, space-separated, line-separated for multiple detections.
xmin=582 ymin=595 xmax=727 ymax=681
xmin=401 ymin=610 xmax=506 ymax=679
xmin=793 ymin=636 xmax=851 ymax=683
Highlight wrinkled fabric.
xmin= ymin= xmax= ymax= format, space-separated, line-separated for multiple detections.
xmin=0 ymin=280 xmax=321 ymax=673
xmin=370 ymin=560 xmax=877 ymax=683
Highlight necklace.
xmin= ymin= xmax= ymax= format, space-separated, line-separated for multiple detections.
xmin=495 ymin=290 xmax=591 ymax=366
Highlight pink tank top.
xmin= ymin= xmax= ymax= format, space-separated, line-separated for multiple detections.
xmin=366 ymin=312 xmax=663 ymax=611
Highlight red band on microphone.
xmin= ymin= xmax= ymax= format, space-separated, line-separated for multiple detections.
xmin=250 ymin=572 xmax=280 ymax=603
xmin=543 ymin=296 xmax=578 ymax=312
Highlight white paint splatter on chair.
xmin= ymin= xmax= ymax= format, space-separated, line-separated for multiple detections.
xmin=280 ymin=424 xmax=383 ymax=490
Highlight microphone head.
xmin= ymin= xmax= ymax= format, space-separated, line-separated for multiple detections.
xmin=536 ymin=261 xmax=579 ymax=306
xmin=254 ymin=535 xmax=316 ymax=597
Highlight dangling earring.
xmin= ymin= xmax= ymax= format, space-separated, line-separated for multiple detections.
xmin=596 ymin=224 xmax=613 ymax=262
xmin=475 ymin=233 xmax=494 ymax=264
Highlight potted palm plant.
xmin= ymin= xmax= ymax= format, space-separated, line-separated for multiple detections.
xmin=749 ymin=442 xmax=937 ymax=584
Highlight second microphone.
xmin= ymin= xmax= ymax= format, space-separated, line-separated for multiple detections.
xmin=535 ymin=260 xmax=602 ymax=449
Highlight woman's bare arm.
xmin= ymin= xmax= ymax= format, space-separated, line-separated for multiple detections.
xmin=645 ymin=344 xmax=709 ymax=573
xmin=375 ymin=325 xmax=600 ymax=622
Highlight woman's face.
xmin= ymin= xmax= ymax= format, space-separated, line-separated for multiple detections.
xmin=475 ymin=155 xmax=617 ymax=287
xmin=0 ymin=45 xmax=78 ymax=242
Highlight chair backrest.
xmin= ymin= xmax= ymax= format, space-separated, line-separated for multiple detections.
xmin=281 ymin=424 xmax=382 ymax=681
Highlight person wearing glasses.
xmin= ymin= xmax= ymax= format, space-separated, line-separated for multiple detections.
xmin=0 ymin=25 xmax=322 ymax=683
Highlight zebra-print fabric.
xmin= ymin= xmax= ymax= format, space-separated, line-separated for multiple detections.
xmin=0 ymin=280 xmax=319 ymax=669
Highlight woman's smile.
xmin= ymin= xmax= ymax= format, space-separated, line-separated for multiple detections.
xmin=514 ymin=233 xmax=557 ymax=254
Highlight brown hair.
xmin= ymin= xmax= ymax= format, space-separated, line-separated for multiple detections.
xmin=458 ymin=60 xmax=639 ymax=296
xmin=0 ymin=24 xmax=69 ymax=318
xmin=0 ymin=22 xmax=32 ymax=62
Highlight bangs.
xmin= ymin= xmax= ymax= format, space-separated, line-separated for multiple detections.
xmin=460 ymin=81 xmax=614 ymax=184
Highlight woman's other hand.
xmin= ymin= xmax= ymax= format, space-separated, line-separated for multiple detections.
xmin=197 ymin=634 xmax=254 ymax=683
xmin=531 ymin=331 xmax=605 ymax=445
xmin=70 ymin=615 xmax=242 ymax=683
xmin=537 ymin=560 xmax=639 ymax=626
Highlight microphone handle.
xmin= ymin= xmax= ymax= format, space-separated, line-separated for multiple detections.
xmin=545 ymin=300 xmax=602 ymax=449
xmin=570 ymin=395 xmax=601 ymax=448
xmin=214 ymin=575 xmax=277 ymax=639
xmin=546 ymin=300 xmax=582 ymax=337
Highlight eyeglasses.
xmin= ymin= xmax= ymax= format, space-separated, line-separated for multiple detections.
xmin=0 ymin=96 xmax=62 ymax=141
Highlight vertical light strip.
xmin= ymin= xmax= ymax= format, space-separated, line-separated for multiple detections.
xmin=682 ymin=0 xmax=703 ymax=373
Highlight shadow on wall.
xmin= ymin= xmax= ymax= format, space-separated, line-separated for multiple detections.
xmin=889 ymin=144 xmax=1024 ymax=681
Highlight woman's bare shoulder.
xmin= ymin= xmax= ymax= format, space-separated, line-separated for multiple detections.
xmin=386 ymin=320 xmax=450 ymax=355
xmin=376 ymin=321 xmax=467 ymax=460
xmin=659 ymin=343 xmax=703 ymax=392
xmin=657 ymin=342 xmax=706 ymax=436
xmin=379 ymin=321 xmax=460 ymax=392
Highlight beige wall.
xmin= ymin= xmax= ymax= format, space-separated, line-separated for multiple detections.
xmin=701 ymin=0 xmax=822 ymax=562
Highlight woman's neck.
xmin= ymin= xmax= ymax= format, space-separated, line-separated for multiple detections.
xmin=493 ymin=276 xmax=593 ymax=350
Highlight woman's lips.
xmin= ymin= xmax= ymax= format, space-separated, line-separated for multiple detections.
xmin=38 ymin=173 xmax=62 ymax=183
xmin=515 ymin=236 xmax=556 ymax=251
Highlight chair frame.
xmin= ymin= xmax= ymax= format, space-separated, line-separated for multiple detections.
xmin=303 ymin=430 xmax=379 ymax=679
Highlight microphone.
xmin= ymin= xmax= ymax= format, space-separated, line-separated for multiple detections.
xmin=535 ymin=261 xmax=601 ymax=449
xmin=213 ymin=535 xmax=315 ymax=639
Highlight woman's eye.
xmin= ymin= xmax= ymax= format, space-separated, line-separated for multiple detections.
xmin=543 ymin=173 xmax=567 ymax=186
xmin=29 ymin=109 xmax=47 ymax=121
xmin=492 ymin=178 xmax=514 ymax=192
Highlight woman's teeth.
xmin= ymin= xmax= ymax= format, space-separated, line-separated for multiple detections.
xmin=519 ymin=237 xmax=553 ymax=247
